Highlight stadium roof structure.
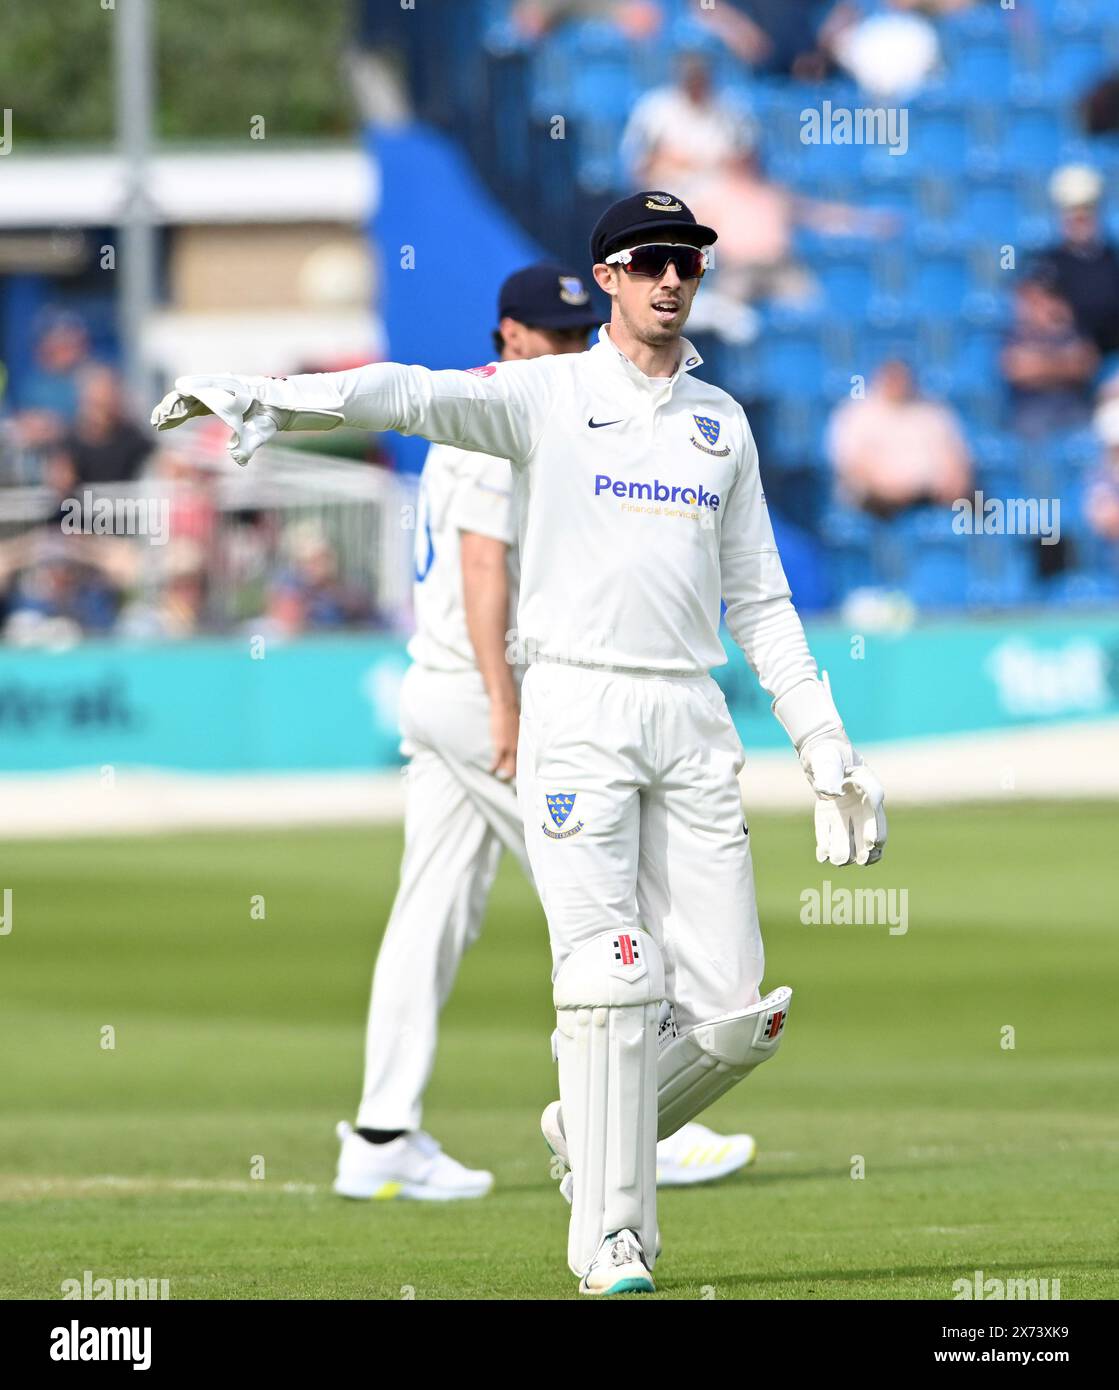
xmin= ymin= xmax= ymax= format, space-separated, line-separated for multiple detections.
xmin=0 ymin=146 xmax=378 ymax=228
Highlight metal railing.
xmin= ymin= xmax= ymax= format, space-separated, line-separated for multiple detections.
xmin=0 ymin=438 xmax=418 ymax=641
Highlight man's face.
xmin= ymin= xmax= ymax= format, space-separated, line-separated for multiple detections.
xmin=38 ymin=323 xmax=88 ymax=373
xmin=876 ymin=360 xmax=914 ymax=403
xmin=1062 ymin=203 xmax=1100 ymax=246
xmin=593 ymin=248 xmax=701 ymax=349
xmin=679 ymin=56 xmax=710 ymax=103
xmin=500 ymin=320 xmax=590 ymax=360
xmin=1018 ymin=281 xmax=1071 ymax=332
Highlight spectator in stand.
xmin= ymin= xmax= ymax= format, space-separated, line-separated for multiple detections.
xmin=621 ymin=52 xmax=758 ymax=194
xmin=1033 ymin=165 xmax=1119 ymax=359
xmin=251 ymin=521 xmax=374 ymax=641
xmin=511 ymin=0 xmax=662 ymax=41
xmin=828 ymin=359 xmax=972 ymax=518
xmin=1 ymin=532 xmax=123 ymax=647
xmin=696 ymin=0 xmax=840 ymax=79
xmin=66 ymin=365 xmax=154 ymax=485
xmin=1079 ymin=71 xmax=1119 ymax=136
xmin=1001 ymin=275 xmax=1098 ymax=439
xmin=156 ymin=450 xmax=218 ymax=551
xmin=17 ymin=310 xmax=90 ymax=427
xmin=620 ymin=53 xmax=895 ymax=340
xmin=828 ymin=1 xmax=943 ymax=99
xmin=5 ymin=311 xmax=92 ymax=480
xmin=116 ymin=540 xmax=209 ymax=642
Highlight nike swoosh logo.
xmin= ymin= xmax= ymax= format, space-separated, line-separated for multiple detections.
xmin=588 ymin=417 xmax=623 ymax=429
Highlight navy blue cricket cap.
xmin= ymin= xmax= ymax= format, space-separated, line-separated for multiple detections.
xmin=590 ymin=190 xmax=718 ymax=266
xmin=497 ymin=262 xmax=601 ymax=330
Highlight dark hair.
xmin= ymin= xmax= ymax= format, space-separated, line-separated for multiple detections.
xmin=492 ymin=329 xmax=504 ymax=356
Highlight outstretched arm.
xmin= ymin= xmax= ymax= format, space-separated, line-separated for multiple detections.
xmin=152 ymin=358 xmax=554 ymax=468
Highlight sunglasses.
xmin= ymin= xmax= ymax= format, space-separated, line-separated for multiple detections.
xmin=604 ymin=243 xmax=710 ymax=280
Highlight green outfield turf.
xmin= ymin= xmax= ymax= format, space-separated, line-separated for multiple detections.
xmin=1 ymin=801 xmax=1117 ymax=1300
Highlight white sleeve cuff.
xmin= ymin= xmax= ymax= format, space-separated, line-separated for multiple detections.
xmin=772 ymin=676 xmax=846 ymax=753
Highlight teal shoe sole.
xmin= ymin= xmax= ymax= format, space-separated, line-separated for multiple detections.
xmin=592 ymin=1274 xmax=655 ymax=1296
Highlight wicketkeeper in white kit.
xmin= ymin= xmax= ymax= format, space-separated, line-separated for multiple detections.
xmin=154 ymin=191 xmax=887 ymax=1295
xmin=331 ymin=261 xmax=756 ymax=1201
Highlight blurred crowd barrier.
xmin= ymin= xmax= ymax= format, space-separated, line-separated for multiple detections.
xmin=0 ymin=440 xmax=416 ymax=649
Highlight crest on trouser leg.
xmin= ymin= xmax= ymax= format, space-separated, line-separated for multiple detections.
xmin=543 ymin=792 xmax=584 ymax=840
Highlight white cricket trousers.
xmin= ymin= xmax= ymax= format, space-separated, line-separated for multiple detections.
xmin=357 ymin=662 xmax=530 ymax=1132
xmin=516 ymin=661 xmax=765 ymax=1032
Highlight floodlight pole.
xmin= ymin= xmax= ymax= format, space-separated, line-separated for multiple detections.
xmin=114 ymin=0 xmax=159 ymax=414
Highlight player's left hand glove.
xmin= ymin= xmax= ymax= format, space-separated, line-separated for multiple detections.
xmin=801 ymin=737 xmax=887 ymax=867
xmin=773 ymin=672 xmax=887 ymax=868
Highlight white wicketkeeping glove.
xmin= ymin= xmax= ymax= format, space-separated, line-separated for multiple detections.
xmin=773 ymin=673 xmax=887 ymax=868
xmin=801 ymin=737 xmax=887 ymax=867
xmin=151 ymin=373 xmax=343 ymax=466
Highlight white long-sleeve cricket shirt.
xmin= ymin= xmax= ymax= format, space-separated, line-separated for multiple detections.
xmin=256 ymin=326 xmax=821 ymax=701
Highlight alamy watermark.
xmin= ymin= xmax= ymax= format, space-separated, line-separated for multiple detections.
xmin=952 ymin=1269 xmax=1061 ymax=1301
xmin=952 ymin=492 xmax=1060 ymax=545
xmin=50 ymin=1322 xmax=152 ymax=1371
xmin=60 ymin=1270 xmax=169 ymax=1300
xmin=59 ymin=491 xmax=169 ymax=546
xmin=800 ymin=880 xmax=908 ymax=935
xmin=801 ymin=100 xmax=908 ymax=157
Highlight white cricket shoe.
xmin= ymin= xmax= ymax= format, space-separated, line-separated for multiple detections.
xmin=579 ymin=1229 xmax=655 ymax=1296
xmin=333 ymin=1121 xmax=493 ymax=1201
xmin=541 ymin=1102 xmax=756 ymax=1188
xmin=655 ymin=1121 xmax=757 ymax=1186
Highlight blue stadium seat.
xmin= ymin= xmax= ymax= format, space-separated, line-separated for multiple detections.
xmin=961 ymin=178 xmax=1022 ymax=243
xmin=880 ymin=507 xmax=969 ymax=609
xmin=822 ymin=507 xmax=879 ymax=598
xmin=913 ymin=253 xmax=971 ymax=318
xmin=816 ymin=254 xmax=875 ymax=319
xmin=1053 ymin=429 xmax=1102 ymax=477
xmin=1045 ymin=569 xmax=1119 ymax=606
xmin=901 ymin=546 xmax=971 ymax=610
xmin=1048 ymin=40 xmax=1109 ymax=97
xmin=956 ymin=43 xmax=1014 ymax=98
xmin=999 ymin=105 xmax=1066 ymax=172
xmin=908 ymin=106 xmax=970 ymax=172
xmin=966 ymin=533 xmax=1037 ymax=608
xmin=760 ymin=330 xmax=826 ymax=397
xmin=973 ymin=433 xmax=1026 ymax=497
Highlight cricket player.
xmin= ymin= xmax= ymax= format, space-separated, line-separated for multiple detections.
xmin=153 ymin=191 xmax=886 ymax=1294
xmin=331 ymin=264 xmax=597 ymax=1203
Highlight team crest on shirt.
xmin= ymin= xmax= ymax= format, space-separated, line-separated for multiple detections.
xmin=690 ymin=414 xmax=731 ymax=456
xmin=543 ymin=792 xmax=585 ymax=840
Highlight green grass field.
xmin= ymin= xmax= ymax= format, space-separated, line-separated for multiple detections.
xmin=2 ymin=802 xmax=1117 ymax=1300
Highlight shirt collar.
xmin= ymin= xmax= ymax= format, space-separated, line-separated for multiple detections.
xmin=592 ymin=325 xmax=704 ymax=395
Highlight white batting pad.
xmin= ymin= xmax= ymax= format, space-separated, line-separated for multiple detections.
xmin=553 ymin=929 xmax=665 ymax=1277
xmin=657 ymin=986 xmax=792 ymax=1140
